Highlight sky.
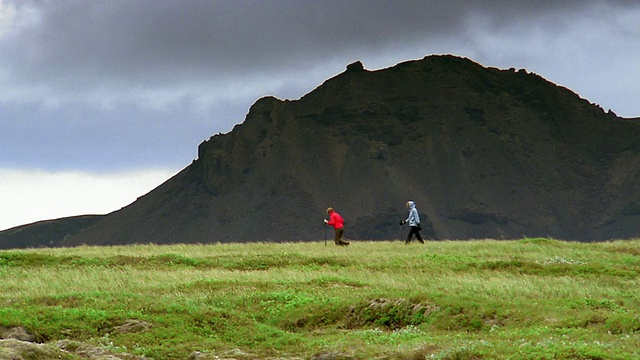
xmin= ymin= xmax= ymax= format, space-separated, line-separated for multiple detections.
xmin=1 ymin=0 xmax=639 ymax=231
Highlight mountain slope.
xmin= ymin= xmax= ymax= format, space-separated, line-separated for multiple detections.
xmin=0 ymin=215 xmax=103 ymax=249
xmin=3 ymin=55 xmax=640 ymax=248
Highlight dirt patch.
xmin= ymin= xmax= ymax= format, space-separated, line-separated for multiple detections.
xmin=0 ymin=323 xmax=149 ymax=360
xmin=112 ymin=320 xmax=152 ymax=334
xmin=187 ymin=348 xmax=305 ymax=360
xmin=0 ymin=338 xmax=71 ymax=360
xmin=56 ymin=339 xmax=146 ymax=360
xmin=310 ymin=350 xmax=354 ymax=360
xmin=0 ymin=326 xmax=35 ymax=342
xmin=345 ymin=298 xmax=439 ymax=330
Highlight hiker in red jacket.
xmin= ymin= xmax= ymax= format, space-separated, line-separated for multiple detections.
xmin=324 ymin=207 xmax=350 ymax=246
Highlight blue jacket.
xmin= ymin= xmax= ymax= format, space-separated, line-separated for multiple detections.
xmin=405 ymin=201 xmax=420 ymax=227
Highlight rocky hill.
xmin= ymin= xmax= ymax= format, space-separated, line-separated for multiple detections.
xmin=2 ymin=55 xmax=640 ymax=248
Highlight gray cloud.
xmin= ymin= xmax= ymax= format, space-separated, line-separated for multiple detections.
xmin=2 ymin=0 xmax=468 ymax=98
xmin=1 ymin=0 xmax=639 ymax=171
xmin=6 ymin=1 xmax=630 ymax=99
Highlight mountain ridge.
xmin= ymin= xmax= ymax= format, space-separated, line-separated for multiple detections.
xmin=2 ymin=54 xmax=639 ymax=248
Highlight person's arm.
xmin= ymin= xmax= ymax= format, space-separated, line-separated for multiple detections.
xmin=400 ymin=212 xmax=408 ymax=225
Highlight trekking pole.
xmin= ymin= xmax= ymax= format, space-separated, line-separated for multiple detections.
xmin=324 ymin=225 xmax=327 ymax=247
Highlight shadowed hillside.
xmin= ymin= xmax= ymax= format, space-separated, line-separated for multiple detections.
xmin=0 ymin=215 xmax=103 ymax=249
xmin=2 ymin=55 xmax=640 ymax=247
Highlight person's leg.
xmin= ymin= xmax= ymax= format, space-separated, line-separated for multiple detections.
xmin=406 ymin=227 xmax=415 ymax=244
xmin=335 ymin=228 xmax=349 ymax=245
xmin=416 ymin=230 xmax=424 ymax=244
xmin=334 ymin=228 xmax=343 ymax=245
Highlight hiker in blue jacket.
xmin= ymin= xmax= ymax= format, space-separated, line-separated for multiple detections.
xmin=400 ymin=200 xmax=424 ymax=244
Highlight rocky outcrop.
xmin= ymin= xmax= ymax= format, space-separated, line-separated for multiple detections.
xmin=2 ymin=55 xmax=640 ymax=247
xmin=0 ymin=325 xmax=149 ymax=360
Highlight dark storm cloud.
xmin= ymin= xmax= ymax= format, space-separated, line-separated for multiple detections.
xmin=3 ymin=0 xmax=466 ymax=100
xmin=4 ymin=0 xmax=622 ymax=94
xmin=1 ymin=0 xmax=638 ymax=170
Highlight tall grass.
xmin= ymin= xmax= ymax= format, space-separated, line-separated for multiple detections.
xmin=1 ymin=239 xmax=639 ymax=359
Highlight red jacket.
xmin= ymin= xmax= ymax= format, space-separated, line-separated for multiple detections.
xmin=327 ymin=211 xmax=344 ymax=229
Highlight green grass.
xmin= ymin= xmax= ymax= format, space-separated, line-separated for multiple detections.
xmin=1 ymin=238 xmax=639 ymax=359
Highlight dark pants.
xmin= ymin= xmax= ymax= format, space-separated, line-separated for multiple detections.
xmin=406 ymin=226 xmax=424 ymax=243
xmin=334 ymin=228 xmax=349 ymax=245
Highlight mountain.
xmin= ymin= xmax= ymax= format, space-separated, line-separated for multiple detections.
xmin=0 ymin=215 xmax=103 ymax=249
xmin=2 ymin=55 xmax=640 ymax=248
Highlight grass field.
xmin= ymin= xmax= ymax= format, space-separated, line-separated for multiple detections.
xmin=1 ymin=238 xmax=639 ymax=359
